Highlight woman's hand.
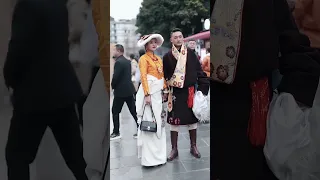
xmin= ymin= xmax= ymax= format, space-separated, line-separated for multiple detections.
xmin=145 ymin=95 xmax=151 ymax=105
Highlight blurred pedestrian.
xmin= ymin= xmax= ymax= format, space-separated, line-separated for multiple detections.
xmin=130 ymin=54 xmax=139 ymax=90
xmin=293 ymin=0 xmax=320 ymax=50
xmin=135 ymin=49 xmax=146 ymax=89
xmin=187 ymin=39 xmax=200 ymax=60
xmin=67 ymin=0 xmax=91 ymax=128
xmin=3 ymin=0 xmax=88 ymax=179
xmin=76 ymin=0 xmax=100 ymax=130
xmin=111 ymin=44 xmax=138 ymax=140
xmin=201 ymin=47 xmax=211 ymax=77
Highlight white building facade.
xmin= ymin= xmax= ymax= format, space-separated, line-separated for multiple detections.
xmin=110 ymin=17 xmax=140 ymax=57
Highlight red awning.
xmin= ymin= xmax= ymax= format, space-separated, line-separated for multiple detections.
xmin=184 ymin=31 xmax=210 ymax=41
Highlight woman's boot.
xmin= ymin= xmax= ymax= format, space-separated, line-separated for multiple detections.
xmin=167 ymin=131 xmax=178 ymax=161
xmin=189 ymin=129 xmax=201 ymax=158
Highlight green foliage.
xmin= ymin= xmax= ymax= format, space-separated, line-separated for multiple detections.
xmin=136 ymin=0 xmax=210 ymax=47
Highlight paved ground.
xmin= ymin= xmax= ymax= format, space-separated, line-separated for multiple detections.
xmin=109 ymin=97 xmax=210 ymax=180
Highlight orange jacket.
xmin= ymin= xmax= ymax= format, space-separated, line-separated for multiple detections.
xmin=293 ymin=0 xmax=320 ymax=48
xmin=201 ymin=54 xmax=210 ymax=77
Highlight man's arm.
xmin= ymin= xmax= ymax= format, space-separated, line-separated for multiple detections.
xmin=111 ymin=60 xmax=122 ymax=89
xmin=3 ymin=1 xmax=38 ymax=89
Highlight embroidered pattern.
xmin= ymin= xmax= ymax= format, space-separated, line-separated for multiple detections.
xmin=210 ymin=0 xmax=244 ymax=84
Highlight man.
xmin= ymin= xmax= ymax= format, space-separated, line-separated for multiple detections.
xmin=187 ymin=39 xmax=200 ymax=60
xmin=163 ymin=28 xmax=209 ymax=161
xmin=3 ymin=0 xmax=88 ymax=180
xmin=211 ymin=0 xmax=310 ymax=179
xmin=111 ymin=44 xmax=138 ymax=140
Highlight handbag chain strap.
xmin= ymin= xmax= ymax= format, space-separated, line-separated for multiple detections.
xmin=141 ymin=103 xmax=156 ymax=123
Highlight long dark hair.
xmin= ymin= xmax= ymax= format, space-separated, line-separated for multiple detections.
xmin=139 ymin=49 xmax=146 ymax=57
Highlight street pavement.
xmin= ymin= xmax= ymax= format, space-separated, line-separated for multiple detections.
xmin=109 ymin=96 xmax=210 ymax=180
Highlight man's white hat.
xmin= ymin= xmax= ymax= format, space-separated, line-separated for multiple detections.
xmin=137 ymin=34 xmax=164 ymax=48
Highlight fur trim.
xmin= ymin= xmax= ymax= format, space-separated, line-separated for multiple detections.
xmin=137 ymin=34 xmax=164 ymax=48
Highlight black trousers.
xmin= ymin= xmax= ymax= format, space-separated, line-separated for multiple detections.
xmin=112 ymin=95 xmax=138 ymax=134
xmin=77 ymin=66 xmax=100 ymax=127
xmin=5 ymin=105 xmax=88 ymax=180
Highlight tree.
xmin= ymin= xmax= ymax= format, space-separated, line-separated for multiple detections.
xmin=136 ymin=0 xmax=210 ymax=47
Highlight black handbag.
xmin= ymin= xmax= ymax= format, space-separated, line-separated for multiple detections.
xmin=140 ymin=105 xmax=157 ymax=132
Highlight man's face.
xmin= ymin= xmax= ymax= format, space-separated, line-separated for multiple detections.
xmin=113 ymin=48 xmax=120 ymax=58
xmin=188 ymin=41 xmax=197 ymax=50
xmin=170 ymin=31 xmax=184 ymax=47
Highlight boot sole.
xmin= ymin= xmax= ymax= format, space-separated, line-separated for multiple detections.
xmin=167 ymin=154 xmax=179 ymax=161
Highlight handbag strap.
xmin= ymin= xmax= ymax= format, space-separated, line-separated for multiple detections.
xmin=141 ymin=103 xmax=156 ymax=122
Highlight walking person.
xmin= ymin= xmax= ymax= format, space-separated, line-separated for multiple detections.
xmin=3 ymin=0 xmax=88 ymax=179
xmin=135 ymin=34 xmax=167 ymax=167
xmin=135 ymin=49 xmax=146 ymax=89
xmin=163 ymin=28 xmax=210 ymax=161
xmin=187 ymin=39 xmax=201 ymax=61
xmin=76 ymin=0 xmax=100 ymax=130
xmin=130 ymin=54 xmax=139 ymax=91
xmin=67 ymin=0 xmax=90 ymax=128
xmin=111 ymin=44 xmax=138 ymax=140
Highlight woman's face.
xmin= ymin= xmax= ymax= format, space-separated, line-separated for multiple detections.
xmin=146 ymin=38 xmax=158 ymax=51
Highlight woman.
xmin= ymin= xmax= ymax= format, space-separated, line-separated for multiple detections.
xmin=135 ymin=49 xmax=145 ymax=89
xmin=67 ymin=0 xmax=90 ymax=128
xmin=211 ymin=0 xmax=309 ymax=179
xmin=130 ymin=54 xmax=139 ymax=90
xmin=201 ymin=48 xmax=210 ymax=77
xmin=135 ymin=34 xmax=167 ymax=167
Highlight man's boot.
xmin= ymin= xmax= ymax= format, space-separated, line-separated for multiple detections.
xmin=189 ymin=129 xmax=201 ymax=158
xmin=167 ymin=131 xmax=178 ymax=161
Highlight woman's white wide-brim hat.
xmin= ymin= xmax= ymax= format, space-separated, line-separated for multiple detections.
xmin=137 ymin=34 xmax=164 ymax=48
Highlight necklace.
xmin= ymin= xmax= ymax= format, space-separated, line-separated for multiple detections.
xmin=147 ymin=54 xmax=158 ymax=61
xmin=147 ymin=54 xmax=163 ymax=74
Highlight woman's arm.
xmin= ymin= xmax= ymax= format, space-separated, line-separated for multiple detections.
xmin=131 ymin=61 xmax=137 ymax=75
xmin=139 ymin=57 xmax=150 ymax=95
xmin=293 ymin=0 xmax=313 ymax=27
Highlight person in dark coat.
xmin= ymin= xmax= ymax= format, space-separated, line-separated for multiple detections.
xmin=110 ymin=44 xmax=138 ymax=140
xmin=3 ymin=0 xmax=88 ymax=179
xmin=163 ymin=28 xmax=210 ymax=161
xmin=210 ymin=0 xmax=319 ymax=179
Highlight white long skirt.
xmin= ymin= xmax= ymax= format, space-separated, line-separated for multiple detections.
xmin=137 ymin=91 xmax=166 ymax=167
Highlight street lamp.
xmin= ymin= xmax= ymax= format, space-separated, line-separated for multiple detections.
xmin=204 ymin=18 xmax=210 ymax=30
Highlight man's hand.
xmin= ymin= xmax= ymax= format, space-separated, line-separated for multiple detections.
xmin=163 ymin=93 xmax=168 ymax=102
